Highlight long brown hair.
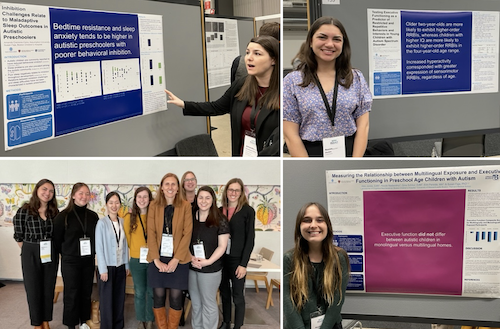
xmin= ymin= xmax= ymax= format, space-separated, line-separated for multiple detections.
xmin=195 ymin=186 xmax=222 ymax=227
xmin=298 ymin=17 xmax=353 ymax=88
xmin=61 ymin=182 xmax=90 ymax=214
xmin=288 ymin=202 xmax=349 ymax=311
xmin=221 ymin=178 xmax=248 ymax=213
xmin=129 ymin=186 xmax=153 ymax=233
xmin=180 ymin=171 xmax=197 ymax=202
xmin=236 ymin=35 xmax=280 ymax=111
xmin=155 ymin=173 xmax=183 ymax=208
xmin=22 ymin=179 xmax=59 ymax=218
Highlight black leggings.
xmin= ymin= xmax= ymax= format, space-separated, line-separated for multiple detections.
xmin=153 ymin=288 xmax=183 ymax=310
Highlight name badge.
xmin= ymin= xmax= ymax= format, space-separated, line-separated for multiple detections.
xmin=310 ymin=310 xmax=325 ymax=329
xmin=193 ymin=242 xmax=206 ymax=259
xmin=79 ymin=238 xmax=91 ymax=256
xmin=242 ymin=134 xmax=258 ymax=157
xmin=160 ymin=234 xmax=173 ymax=257
xmin=226 ymin=238 xmax=231 ymax=255
xmin=140 ymin=247 xmax=149 ymax=263
xmin=322 ymin=136 xmax=346 ymax=158
xmin=40 ymin=240 xmax=51 ymax=263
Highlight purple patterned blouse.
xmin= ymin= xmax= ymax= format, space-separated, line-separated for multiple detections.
xmin=283 ymin=69 xmax=372 ymax=141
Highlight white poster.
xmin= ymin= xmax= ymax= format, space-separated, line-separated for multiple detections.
xmin=326 ymin=165 xmax=500 ymax=298
xmin=1 ymin=2 xmax=166 ymax=150
xmin=368 ymin=9 xmax=499 ymax=98
xmin=205 ymin=17 xmax=239 ymax=89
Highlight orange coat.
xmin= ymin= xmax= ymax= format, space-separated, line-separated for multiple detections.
xmin=146 ymin=199 xmax=193 ymax=264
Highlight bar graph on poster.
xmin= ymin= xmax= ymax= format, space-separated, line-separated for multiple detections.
xmin=326 ymin=165 xmax=500 ymax=298
xmin=1 ymin=2 xmax=167 ymax=150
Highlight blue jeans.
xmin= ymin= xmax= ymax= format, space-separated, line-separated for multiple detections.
xmin=130 ymin=258 xmax=154 ymax=322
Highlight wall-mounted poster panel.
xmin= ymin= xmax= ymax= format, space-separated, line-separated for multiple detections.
xmin=368 ymin=9 xmax=499 ymax=98
xmin=326 ymin=165 xmax=500 ymax=297
xmin=1 ymin=2 xmax=166 ymax=151
xmin=205 ymin=17 xmax=239 ymax=89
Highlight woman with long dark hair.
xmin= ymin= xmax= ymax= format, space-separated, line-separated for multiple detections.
xmin=284 ymin=202 xmax=350 ymax=329
xmin=189 ymin=186 xmax=229 ymax=329
xmin=147 ymin=173 xmax=192 ymax=329
xmin=165 ymin=35 xmax=280 ymax=156
xmin=218 ymin=178 xmax=255 ymax=329
xmin=124 ymin=187 xmax=155 ymax=329
xmin=53 ymin=183 xmax=99 ymax=329
xmin=283 ymin=17 xmax=372 ymax=157
xmin=13 ymin=179 xmax=59 ymax=329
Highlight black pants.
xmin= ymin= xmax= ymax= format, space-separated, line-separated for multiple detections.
xmin=302 ymin=134 xmax=355 ymax=157
xmin=61 ymin=256 xmax=95 ymax=326
xmin=219 ymin=256 xmax=246 ymax=327
xmin=21 ymin=242 xmax=58 ymax=326
xmin=98 ymin=265 xmax=126 ymax=329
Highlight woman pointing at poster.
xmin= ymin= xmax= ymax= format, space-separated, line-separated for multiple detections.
xmin=165 ymin=35 xmax=280 ymax=157
xmin=283 ymin=17 xmax=372 ymax=157
xmin=284 ymin=202 xmax=350 ymax=329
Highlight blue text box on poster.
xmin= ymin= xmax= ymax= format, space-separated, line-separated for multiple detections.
xmin=335 ymin=235 xmax=363 ymax=253
xmin=401 ymin=11 xmax=472 ymax=94
xmin=6 ymin=90 xmax=52 ymax=120
xmin=349 ymin=255 xmax=364 ymax=272
xmin=347 ymin=274 xmax=365 ymax=291
xmin=7 ymin=114 xmax=53 ymax=147
xmin=49 ymin=8 xmax=142 ymax=136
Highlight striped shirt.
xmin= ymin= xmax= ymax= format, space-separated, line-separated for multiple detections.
xmin=13 ymin=207 xmax=54 ymax=243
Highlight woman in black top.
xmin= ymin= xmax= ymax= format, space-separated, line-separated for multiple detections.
xmin=13 ymin=179 xmax=59 ymax=329
xmin=53 ymin=182 xmax=99 ymax=329
xmin=189 ymin=186 xmax=229 ymax=329
xmin=218 ymin=178 xmax=255 ymax=329
xmin=165 ymin=35 xmax=280 ymax=157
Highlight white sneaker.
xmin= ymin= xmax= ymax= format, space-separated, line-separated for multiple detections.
xmin=80 ymin=323 xmax=90 ymax=329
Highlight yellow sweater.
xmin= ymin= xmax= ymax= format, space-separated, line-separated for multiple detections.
xmin=123 ymin=213 xmax=148 ymax=259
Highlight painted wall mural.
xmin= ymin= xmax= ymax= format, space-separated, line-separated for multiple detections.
xmin=0 ymin=183 xmax=281 ymax=231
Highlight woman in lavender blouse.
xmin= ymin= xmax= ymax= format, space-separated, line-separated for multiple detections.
xmin=283 ymin=17 xmax=372 ymax=157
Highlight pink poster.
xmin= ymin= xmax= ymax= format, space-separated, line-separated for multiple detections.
xmin=363 ymin=189 xmax=466 ymax=295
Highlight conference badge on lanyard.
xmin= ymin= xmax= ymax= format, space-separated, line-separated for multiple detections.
xmin=79 ymin=237 xmax=91 ymax=256
xmin=310 ymin=309 xmax=325 ymax=329
xmin=40 ymin=239 xmax=51 ymax=263
xmin=140 ymin=246 xmax=149 ymax=263
xmin=193 ymin=241 xmax=206 ymax=259
xmin=161 ymin=233 xmax=173 ymax=257
xmin=322 ymin=135 xmax=346 ymax=157
xmin=243 ymin=131 xmax=258 ymax=157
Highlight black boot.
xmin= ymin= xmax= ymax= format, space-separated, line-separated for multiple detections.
xmin=218 ymin=322 xmax=231 ymax=329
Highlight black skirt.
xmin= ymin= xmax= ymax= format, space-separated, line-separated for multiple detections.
xmin=148 ymin=256 xmax=189 ymax=290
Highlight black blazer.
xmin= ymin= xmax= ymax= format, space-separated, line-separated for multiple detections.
xmin=183 ymin=78 xmax=280 ymax=156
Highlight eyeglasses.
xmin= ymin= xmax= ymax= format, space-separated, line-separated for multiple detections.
xmin=184 ymin=178 xmax=196 ymax=183
xmin=227 ymin=189 xmax=241 ymax=194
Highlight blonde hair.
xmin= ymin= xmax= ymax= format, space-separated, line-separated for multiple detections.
xmin=288 ymin=202 xmax=349 ymax=311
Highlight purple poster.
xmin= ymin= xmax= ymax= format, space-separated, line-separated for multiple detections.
xmin=363 ymin=189 xmax=466 ymax=295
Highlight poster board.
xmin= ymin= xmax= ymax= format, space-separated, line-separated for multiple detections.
xmin=283 ymin=159 xmax=500 ymax=326
xmin=318 ymin=0 xmax=500 ymax=140
xmin=0 ymin=0 xmax=207 ymax=156
xmin=206 ymin=15 xmax=254 ymax=101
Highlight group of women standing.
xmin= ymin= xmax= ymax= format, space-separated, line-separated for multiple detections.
xmin=14 ymin=173 xmax=256 ymax=329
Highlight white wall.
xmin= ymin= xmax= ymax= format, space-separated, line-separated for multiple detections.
xmin=0 ymin=158 xmax=281 ymax=281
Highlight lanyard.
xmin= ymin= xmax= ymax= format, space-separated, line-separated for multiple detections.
xmin=73 ymin=209 xmax=88 ymax=238
xmin=164 ymin=205 xmax=173 ymax=234
xmin=250 ymin=102 xmax=261 ymax=132
xmin=314 ymin=74 xmax=339 ymax=127
xmin=39 ymin=216 xmax=48 ymax=240
xmin=109 ymin=216 xmax=121 ymax=248
xmin=311 ymin=262 xmax=324 ymax=312
xmin=195 ymin=211 xmax=205 ymax=243
xmin=137 ymin=214 xmax=147 ymax=242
